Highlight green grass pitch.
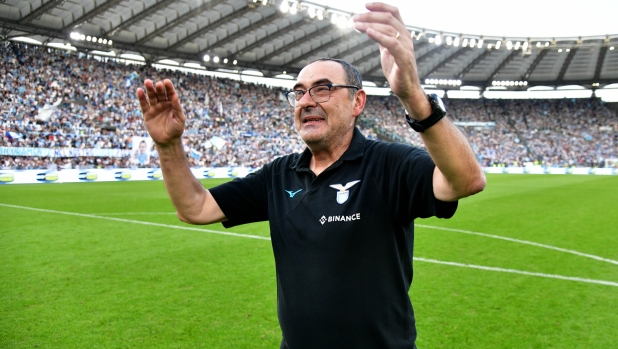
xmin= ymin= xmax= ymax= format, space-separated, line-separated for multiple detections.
xmin=1 ymin=174 xmax=617 ymax=348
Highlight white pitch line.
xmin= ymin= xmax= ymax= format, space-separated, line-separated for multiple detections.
xmin=0 ymin=203 xmax=270 ymax=241
xmin=416 ymin=224 xmax=618 ymax=266
xmin=414 ymin=257 xmax=618 ymax=287
xmin=2 ymin=203 xmax=617 ymax=287
xmin=93 ymin=212 xmax=177 ymax=216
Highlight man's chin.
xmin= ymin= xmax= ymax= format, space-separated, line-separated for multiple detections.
xmin=298 ymin=130 xmax=327 ymax=147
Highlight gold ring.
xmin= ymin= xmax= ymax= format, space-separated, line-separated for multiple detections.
xmin=395 ymin=31 xmax=400 ymax=39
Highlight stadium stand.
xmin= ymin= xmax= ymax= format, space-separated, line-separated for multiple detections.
xmin=1 ymin=42 xmax=616 ymax=170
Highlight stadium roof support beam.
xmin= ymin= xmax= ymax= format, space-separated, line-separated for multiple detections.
xmin=19 ymin=0 xmax=65 ymax=25
xmin=522 ymin=48 xmax=549 ymax=80
xmin=488 ymin=50 xmax=520 ymax=82
xmin=457 ymin=49 xmax=492 ymax=79
xmin=65 ymin=0 xmax=125 ymax=33
xmin=556 ymin=48 xmax=578 ymax=84
xmin=420 ymin=46 xmax=469 ymax=81
xmin=167 ymin=4 xmax=253 ymax=51
xmin=228 ymin=18 xmax=298 ymax=61
xmin=109 ymin=0 xmax=178 ymax=36
xmin=284 ymin=30 xmax=355 ymax=67
xmin=328 ymin=37 xmax=372 ymax=63
xmin=258 ymin=23 xmax=339 ymax=63
xmin=349 ymin=45 xmax=379 ymax=67
xmin=593 ymin=46 xmax=608 ymax=82
xmin=134 ymin=0 xmax=228 ymax=45
xmin=197 ymin=10 xmax=284 ymax=56
xmin=363 ymin=43 xmax=440 ymax=79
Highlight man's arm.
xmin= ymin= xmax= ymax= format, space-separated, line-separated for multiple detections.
xmin=353 ymin=3 xmax=486 ymax=201
xmin=137 ymin=79 xmax=226 ymax=224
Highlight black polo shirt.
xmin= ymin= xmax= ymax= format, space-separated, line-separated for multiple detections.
xmin=209 ymin=128 xmax=457 ymax=349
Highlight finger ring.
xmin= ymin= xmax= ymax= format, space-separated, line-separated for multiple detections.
xmin=395 ymin=31 xmax=400 ymax=39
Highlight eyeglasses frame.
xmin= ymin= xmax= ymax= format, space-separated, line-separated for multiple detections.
xmin=285 ymin=83 xmax=360 ymax=107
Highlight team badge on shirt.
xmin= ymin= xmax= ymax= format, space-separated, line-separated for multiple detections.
xmin=329 ymin=180 xmax=361 ymax=204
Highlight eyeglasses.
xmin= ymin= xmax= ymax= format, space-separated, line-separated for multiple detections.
xmin=285 ymin=83 xmax=359 ymax=107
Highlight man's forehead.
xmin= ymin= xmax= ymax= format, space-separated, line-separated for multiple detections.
xmin=295 ymin=61 xmax=345 ymax=88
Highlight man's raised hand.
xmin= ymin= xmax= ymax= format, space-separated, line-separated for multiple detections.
xmin=136 ymin=79 xmax=186 ymax=148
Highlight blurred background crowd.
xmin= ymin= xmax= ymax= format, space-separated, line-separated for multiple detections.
xmin=1 ymin=42 xmax=616 ymax=170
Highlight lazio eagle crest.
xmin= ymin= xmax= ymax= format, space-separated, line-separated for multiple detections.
xmin=329 ymin=180 xmax=361 ymax=204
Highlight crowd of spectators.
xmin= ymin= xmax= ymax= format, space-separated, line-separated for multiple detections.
xmin=1 ymin=42 xmax=616 ymax=171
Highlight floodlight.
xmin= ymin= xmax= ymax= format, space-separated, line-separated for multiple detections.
xmin=308 ymin=7 xmax=316 ymax=18
xmin=477 ymin=39 xmax=483 ymax=48
xmin=331 ymin=13 xmax=338 ymax=24
xmin=204 ymin=54 xmax=210 ymax=62
xmin=434 ymin=34 xmax=442 ymax=46
xmin=213 ymin=56 xmax=220 ymax=63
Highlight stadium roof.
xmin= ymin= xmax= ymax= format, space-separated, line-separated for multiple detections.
xmin=1 ymin=0 xmax=617 ymax=91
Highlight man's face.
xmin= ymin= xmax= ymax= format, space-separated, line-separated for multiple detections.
xmin=292 ymin=61 xmax=363 ymax=150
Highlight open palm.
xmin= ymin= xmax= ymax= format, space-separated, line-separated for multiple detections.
xmin=136 ymin=79 xmax=186 ymax=147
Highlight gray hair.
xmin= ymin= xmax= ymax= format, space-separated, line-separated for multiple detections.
xmin=310 ymin=58 xmax=363 ymax=99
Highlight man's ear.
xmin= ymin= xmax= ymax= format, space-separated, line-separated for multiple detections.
xmin=353 ymin=89 xmax=367 ymax=117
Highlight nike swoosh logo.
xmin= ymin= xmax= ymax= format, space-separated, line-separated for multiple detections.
xmin=285 ymin=189 xmax=303 ymax=198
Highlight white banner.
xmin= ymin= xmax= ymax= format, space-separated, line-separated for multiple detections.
xmin=0 ymin=166 xmax=614 ymax=185
xmin=0 ymin=167 xmax=260 ymax=185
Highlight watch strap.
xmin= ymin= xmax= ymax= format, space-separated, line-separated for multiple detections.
xmin=405 ymin=94 xmax=446 ymax=132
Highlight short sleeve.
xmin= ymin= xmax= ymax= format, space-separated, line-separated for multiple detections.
xmin=378 ymin=143 xmax=458 ymax=224
xmin=209 ymin=168 xmax=269 ymax=228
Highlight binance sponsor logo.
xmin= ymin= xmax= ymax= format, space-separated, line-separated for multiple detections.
xmin=36 ymin=171 xmax=59 ymax=182
xmin=319 ymin=213 xmax=361 ymax=225
xmin=79 ymin=171 xmax=98 ymax=181
xmin=0 ymin=173 xmax=15 ymax=183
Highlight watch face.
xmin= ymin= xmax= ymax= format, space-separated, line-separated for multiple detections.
xmin=429 ymin=93 xmax=446 ymax=113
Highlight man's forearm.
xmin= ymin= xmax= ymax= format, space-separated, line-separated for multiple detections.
xmin=157 ymin=140 xmax=211 ymax=223
xmin=420 ymin=117 xmax=486 ymax=200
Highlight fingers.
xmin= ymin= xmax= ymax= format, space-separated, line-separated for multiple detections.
xmin=139 ymin=79 xmax=179 ymax=112
xmin=353 ymin=2 xmax=406 ymax=35
xmin=163 ymin=79 xmax=177 ymax=104
xmin=353 ymin=4 xmax=412 ymax=56
xmin=136 ymin=87 xmax=150 ymax=114
xmin=144 ymin=79 xmax=158 ymax=105
xmin=164 ymin=79 xmax=186 ymax=121
xmin=365 ymin=2 xmax=405 ymax=23
xmin=155 ymin=80 xmax=167 ymax=102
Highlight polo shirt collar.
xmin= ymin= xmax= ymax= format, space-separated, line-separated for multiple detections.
xmin=290 ymin=127 xmax=366 ymax=171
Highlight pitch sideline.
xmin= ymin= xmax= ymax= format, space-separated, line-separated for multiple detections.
xmin=1 ymin=203 xmax=616 ymax=288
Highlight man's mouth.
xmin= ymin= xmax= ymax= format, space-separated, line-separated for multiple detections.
xmin=303 ymin=117 xmax=324 ymax=124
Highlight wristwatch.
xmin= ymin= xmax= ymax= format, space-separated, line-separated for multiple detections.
xmin=405 ymin=93 xmax=446 ymax=133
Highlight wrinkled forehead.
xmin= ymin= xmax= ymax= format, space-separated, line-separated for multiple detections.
xmin=294 ymin=60 xmax=346 ymax=89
